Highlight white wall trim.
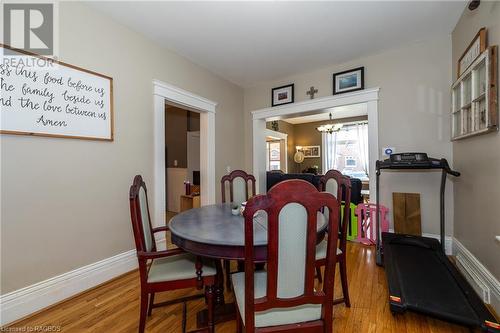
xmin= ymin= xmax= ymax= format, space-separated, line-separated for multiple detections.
xmin=252 ymin=88 xmax=379 ymax=195
xmin=453 ymin=238 xmax=500 ymax=314
xmin=252 ymin=88 xmax=380 ymax=121
xmin=153 ymin=80 xmax=217 ymax=228
xmin=0 ymin=250 xmax=138 ymax=326
xmin=153 ymin=80 xmax=216 ymax=113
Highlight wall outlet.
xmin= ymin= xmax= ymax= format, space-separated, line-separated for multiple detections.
xmin=174 ymin=160 xmax=178 ymax=167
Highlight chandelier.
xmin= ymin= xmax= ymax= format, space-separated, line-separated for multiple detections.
xmin=316 ymin=113 xmax=343 ymax=134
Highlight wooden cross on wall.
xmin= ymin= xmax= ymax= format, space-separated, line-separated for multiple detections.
xmin=306 ymin=86 xmax=318 ymax=99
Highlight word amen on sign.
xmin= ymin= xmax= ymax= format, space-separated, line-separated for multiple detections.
xmin=0 ymin=44 xmax=114 ymax=141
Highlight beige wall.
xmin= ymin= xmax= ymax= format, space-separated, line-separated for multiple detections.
xmin=452 ymin=2 xmax=500 ymax=278
xmin=0 ymin=2 xmax=244 ymax=293
xmin=245 ymin=36 xmax=454 ymax=237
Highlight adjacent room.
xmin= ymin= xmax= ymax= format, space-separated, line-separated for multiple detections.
xmin=1 ymin=1 xmax=499 ymax=333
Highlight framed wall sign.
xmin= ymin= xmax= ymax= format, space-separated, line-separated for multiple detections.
xmin=297 ymin=145 xmax=320 ymax=158
xmin=0 ymin=44 xmax=114 ymax=141
xmin=333 ymin=67 xmax=364 ymax=95
xmin=458 ymin=28 xmax=486 ymax=77
xmin=272 ymin=83 xmax=294 ymax=107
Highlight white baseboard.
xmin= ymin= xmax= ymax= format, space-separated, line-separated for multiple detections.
xmin=453 ymin=238 xmax=500 ymax=315
xmin=0 ymin=249 xmax=138 ymax=326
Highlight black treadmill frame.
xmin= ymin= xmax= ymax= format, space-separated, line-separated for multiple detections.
xmin=375 ymin=155 xmax=499 ymax=332
xmin=375 ymin=157 xmax=458 ymax=264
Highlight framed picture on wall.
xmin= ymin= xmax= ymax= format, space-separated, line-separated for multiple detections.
xmin=272 ymin=84 xmax=294 ymax=106
xmin=333 ymin=67 xmax=364 ymax=95
xmin=297 ymin=145 xmax=320 ymax=158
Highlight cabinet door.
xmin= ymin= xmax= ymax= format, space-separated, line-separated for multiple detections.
xmin=393 ymin=192 xmax=421 ymax=236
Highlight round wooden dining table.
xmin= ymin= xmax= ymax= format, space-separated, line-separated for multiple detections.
xmin=168 ymin=203 xmax=328 ymax=328
xmin=169 ymin=203 xmax=328 ymax=260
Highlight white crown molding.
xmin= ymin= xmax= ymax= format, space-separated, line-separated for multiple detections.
xmin=153 ymin=79 xmax=217 ymax=113
xmin=252 ymin=87 xmax=380 ymax=121
xmin=453 ymin=237 xmax=500 ymax=315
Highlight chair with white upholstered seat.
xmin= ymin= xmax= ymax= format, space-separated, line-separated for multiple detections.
xmin=232 ymin=179 xmax=340 ymax=332
xmin=315 ymin=169 xmax=351 ymax=307
xmin=221 ymin=170 xmax=256 ymax=290
xmin=129 ymin=175 xmax=217 ymax=333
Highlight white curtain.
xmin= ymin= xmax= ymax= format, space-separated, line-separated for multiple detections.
xmin=357 ymin=123 xmax=369 ymax=176
xmin=322 ymin=132 xmax=337 ymax=173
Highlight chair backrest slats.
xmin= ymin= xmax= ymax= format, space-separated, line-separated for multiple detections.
xmin=242 ymin=180 xmax=339 ymax=329
xmin=138 ymin=187 xmax=153 ymax=252
xmin=220 ymin=170 xmax=256 ymax=205
xmin=319 ymin=170 xmax=352 ymax=253
xmin=277 ymin=203 xmax=307 ymax=298
xmin=129 ymin=175 xmax=156 ymax=255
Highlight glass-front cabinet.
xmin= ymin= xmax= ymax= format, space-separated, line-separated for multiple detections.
xmin=451 ymin=46 xmax=498 ymax=140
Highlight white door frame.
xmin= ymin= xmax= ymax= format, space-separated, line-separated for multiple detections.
xmin=153 ymin=80 xmax=217 ymax=227
xmin=252 ymin=88 xmax=379 ymax=200
xmin=265 ymin=129 xmax=288 ymax=173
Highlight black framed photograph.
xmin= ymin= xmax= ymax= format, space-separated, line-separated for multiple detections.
xmin=272 ymin=83 xmax=294 ymax=107
xmin=333 ymin=67 xmax=364 ymax=95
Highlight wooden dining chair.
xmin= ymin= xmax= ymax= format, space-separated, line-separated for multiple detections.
xmin=232 ymin=179 xmax=340 ymax=332
xmin=315 ymin=169 xmax=352 ymax=307
xmin=221 ymin=170 xmax=256 ymax=290
xmin=129 ymin=175 xmax=217 ymax=333
xmin=221 ymin=169 xmax=256 ymax=206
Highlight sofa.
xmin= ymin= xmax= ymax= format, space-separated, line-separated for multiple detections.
xmin=266 ymin=171 xmax=363 ymax=205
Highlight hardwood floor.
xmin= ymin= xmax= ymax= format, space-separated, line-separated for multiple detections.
xmin=7 ymin=242 xmax=471 ymax=333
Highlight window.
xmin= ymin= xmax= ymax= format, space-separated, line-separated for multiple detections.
xmin=345 ymin=156 xmax=357 ymax=167
xmin=322 ymin=122 xmax=369 ymax=180
xmin=266 ymin=141 xmax=281 ymax=171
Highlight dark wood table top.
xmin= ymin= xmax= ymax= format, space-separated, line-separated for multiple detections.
xmin=169 ymin=203 xmax=327 ymax=261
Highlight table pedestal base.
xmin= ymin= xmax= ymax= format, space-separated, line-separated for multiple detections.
xmin=196 ymin=303 xmax=236 ymax=328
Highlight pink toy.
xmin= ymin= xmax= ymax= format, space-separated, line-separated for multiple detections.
xmin=355 ymin=203 xmax=389 ymax=245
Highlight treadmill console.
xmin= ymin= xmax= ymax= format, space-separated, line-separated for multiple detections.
xmin=389 ymin=153 xmax=431 ymax=166
xmin=390 ymin=152 xmax=428 ymax=163
xmin=377 ymin=153 xmax=459 ymax=174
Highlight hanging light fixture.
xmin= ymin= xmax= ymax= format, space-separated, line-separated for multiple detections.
xmin=316 ymin=113 xmax=343 ymax=134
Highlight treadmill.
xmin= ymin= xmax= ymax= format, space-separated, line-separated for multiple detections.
xmin=376 ymin=153 xmax=499 ymax=332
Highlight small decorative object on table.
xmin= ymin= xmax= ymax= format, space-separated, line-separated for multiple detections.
xmin=240 ymin=201 xmax=247 ymax=215
xmin=184 ymin=181 xmax=191 ymax=195
xmin=333 ymin=67 xmax=364 ymax=95
xmin=272 ymin=83 xmax=294 ymax=106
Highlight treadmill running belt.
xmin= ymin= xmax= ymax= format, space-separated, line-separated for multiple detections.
xmin=383 ymin=232 xmax=499 ymax=331
xmin=392 ymin=244 xmax=478 ymax=325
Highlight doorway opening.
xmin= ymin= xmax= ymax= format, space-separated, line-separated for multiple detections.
xmin=251 ymin=88 xmax=379 ymax=200
xmin=153 ymin=80 xmax=216 ymax=233
xmin=165 ymin=105 xmax=201 ymax=222
xmin=264 ymin=104 xmax=369 ymax=200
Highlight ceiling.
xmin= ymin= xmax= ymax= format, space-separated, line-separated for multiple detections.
xmin=280 ymin=103 xmax=367 ymax=125
xmin=88 ymin=1 xmax=466 ymax=87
